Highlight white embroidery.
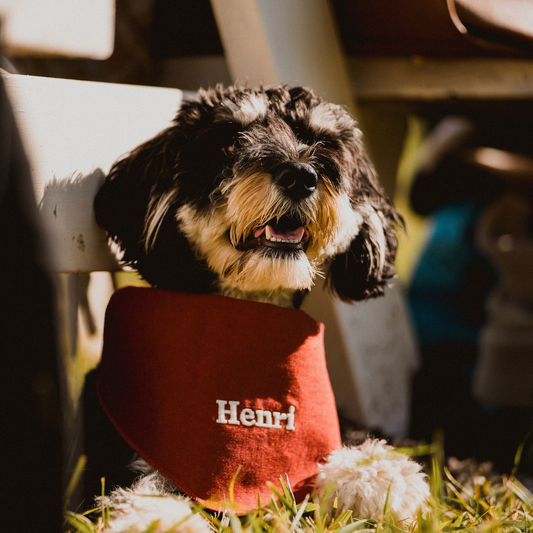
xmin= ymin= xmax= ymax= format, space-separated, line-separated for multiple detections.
xmin=272 ymin=411 xmax=286 ymax=429
xmin=255 ymin=410 xmax=273 ymax=428
xmin=216 ymin=400 xmax=296 ymax=431
xmin=240 ymin=408 xmax=256 ymax=426
xmin=215 ymin=400 xmax=240 ymax=425
xmin=285 ymin=406 xmax=296 ymax=431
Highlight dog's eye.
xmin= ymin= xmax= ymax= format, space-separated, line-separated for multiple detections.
xmin=222 ymin=141 xmax=238 ymax=158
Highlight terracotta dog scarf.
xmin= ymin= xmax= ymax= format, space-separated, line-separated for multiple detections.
xmin=97 ymin=286 xmax=341 ymax=511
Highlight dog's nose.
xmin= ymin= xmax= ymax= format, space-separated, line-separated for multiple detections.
xmin=277 ymin=163 xmax=318 ymax=200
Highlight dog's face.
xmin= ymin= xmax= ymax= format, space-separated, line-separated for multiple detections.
xmin=95 ymin=85 xmax=401 ymax=306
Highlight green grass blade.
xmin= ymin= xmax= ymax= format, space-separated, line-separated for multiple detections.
xmin=514 ymin=430 xmax=532 ymax=472
xmin=64 ymin=510 xmax=96 ymax=533
xmin=335 ymin=519 xmax=370 ymax=533
xmin=100 ymin=476 xmax=111 ymax=526
xmin=64 ymin=455 xmax=87 ymax=505
xmin=289 ymin=493 xmax=310 ymax=532
xmin=282 ymin=474 xmax=297 ymax=511
xmin=142 ymin=519 xmax=161 ymax=533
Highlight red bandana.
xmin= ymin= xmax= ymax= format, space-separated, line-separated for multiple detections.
xmin=97 ymin=287 xmax=341 ymax=511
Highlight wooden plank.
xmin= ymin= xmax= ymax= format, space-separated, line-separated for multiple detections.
xmin=0 ymin=0 xmax=115 ymax=59
xmin=210 ymin=0 xmax=355 ymax=110
xmin=349 ymin=56 xmax=533 ymax=101
xmin=210 ymin=0 xmax=278 ymax=89
xmin=3 ymin=72 xmax=183 ymax=272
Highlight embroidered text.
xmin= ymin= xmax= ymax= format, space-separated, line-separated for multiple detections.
xmin=216 ymin=400 xmax=295 ymax=430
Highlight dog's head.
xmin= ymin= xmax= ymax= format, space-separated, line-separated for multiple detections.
xmin=95 ymin=85 xmax=401 ymax=306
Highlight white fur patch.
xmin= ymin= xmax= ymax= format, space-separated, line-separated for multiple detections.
xmin=222 ymin=94 xmax=268 ymax=126
xmin=307 ymin=103 xmax=342 ymax=136
xmin=315 ymin=439 xmax=429 ymax=523
xmin=101 ymin=473 xmax=211 ymax=533
xmin=317 ymin=192 xmax=363 ymax=259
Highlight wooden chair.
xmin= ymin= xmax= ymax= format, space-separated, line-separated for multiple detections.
xmin=2 ymin=71 xmax=186 ymax=391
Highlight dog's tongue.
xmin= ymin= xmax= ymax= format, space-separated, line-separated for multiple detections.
xmin=254 ymin=226 xmax=305 ymax=240
xmin=270 ymin=225 xmax=305 ymax=240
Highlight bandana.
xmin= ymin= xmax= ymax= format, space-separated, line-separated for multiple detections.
xmin=97 ymin=286 xmax=341 ymax=511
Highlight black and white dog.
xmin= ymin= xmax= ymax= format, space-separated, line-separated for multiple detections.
xmin=84 ymin=85 xmax=428 ymax=531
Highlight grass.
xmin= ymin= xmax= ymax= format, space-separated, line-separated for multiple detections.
xmin=63 ymin=440 xmax=533 ymax=533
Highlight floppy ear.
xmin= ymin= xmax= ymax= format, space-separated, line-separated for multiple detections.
xmin=94 ymin=128 xmax=178 ymax=260
xmin=326 ymin=162 xmax=403 ymax=302
xmin=94 ymin=126 xmax=217 ymax=292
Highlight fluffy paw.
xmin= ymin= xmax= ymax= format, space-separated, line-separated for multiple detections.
xmin=314 ymin=439 xmax=430 ymax=523
xmin=99 ymin=473 xmax=211 ymax=533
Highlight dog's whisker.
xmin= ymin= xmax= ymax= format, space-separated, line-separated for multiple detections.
xmin=314 ymin=268 xmax=326 ymax=280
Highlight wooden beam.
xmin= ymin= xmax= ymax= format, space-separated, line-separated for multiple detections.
xmin=349 ymin=56 xmax=533 ymax=101
xmin=3 ymin=72 xmax=183 ymax=272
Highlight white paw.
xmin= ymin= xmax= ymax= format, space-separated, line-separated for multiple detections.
xmin=314 ymin=439 xmax=430 ymax=523
xmin=100 ymin=473 xmax=211 ymax=533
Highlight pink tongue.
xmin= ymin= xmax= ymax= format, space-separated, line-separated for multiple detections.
xmin=268 ymin=225 xmax=305 ymax=240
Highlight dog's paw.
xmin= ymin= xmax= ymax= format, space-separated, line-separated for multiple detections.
xmin=314 ymin=439 xmax=430 ymax=523
xmin=99 ymin=473 xmax=211 ymax=533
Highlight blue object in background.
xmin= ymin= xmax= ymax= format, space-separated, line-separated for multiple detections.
xmin=408 ymin=200 xmax=497 ymax=350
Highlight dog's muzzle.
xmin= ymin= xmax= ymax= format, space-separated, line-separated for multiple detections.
xmin=232 ymin=163 xmax=317 ymax=254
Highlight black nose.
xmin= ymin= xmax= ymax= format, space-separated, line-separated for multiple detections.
xmin=277 ymin=163 xmax=318 ymax=200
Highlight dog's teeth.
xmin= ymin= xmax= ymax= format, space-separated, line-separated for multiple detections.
xmin=263 ymin=224 xmax=305 ymax=244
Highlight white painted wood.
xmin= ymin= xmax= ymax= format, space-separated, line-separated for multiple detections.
xmin=2 ymin=72 xmax=183 ymax=272
xmin=3 ymin=72 xmax=184 ymax=386
xmin=301 ymin=281 xmax=420 ymax=436
xmin=3 ymin=73 xmax=183 ymax=199
xmin=210 ymin=0 xmax=420 ymax=436
xmin=0 ymin=0 xmax=115 ymax=59
xmin=210 ymin=0 xmax=278 ymax=89
xmin=210 ymin=0 xmax=355 ymax=111
xmin=39 ymin=170 xmax=119 ymax=273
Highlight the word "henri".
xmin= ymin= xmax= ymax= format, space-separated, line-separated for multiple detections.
xmin=216 ymin=400 xmax=295 ymax=430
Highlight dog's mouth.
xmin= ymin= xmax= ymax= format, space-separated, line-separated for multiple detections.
xmin=234 ymin=215 xmax=310 ymax=252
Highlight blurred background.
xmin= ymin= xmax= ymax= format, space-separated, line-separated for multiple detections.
xmin=3 ymin=0 xmax=533 ymax=527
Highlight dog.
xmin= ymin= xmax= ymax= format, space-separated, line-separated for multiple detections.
xmin=84 ymin=85 xmax=429 ymax=531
